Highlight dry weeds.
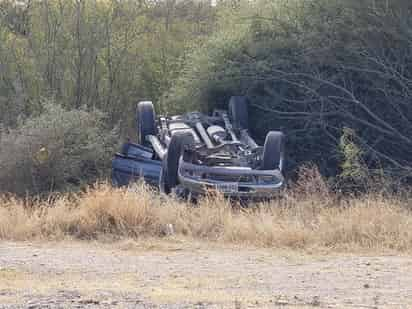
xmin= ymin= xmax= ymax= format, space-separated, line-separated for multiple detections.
xmin=1 ymin=170 xmax=412 ymax=252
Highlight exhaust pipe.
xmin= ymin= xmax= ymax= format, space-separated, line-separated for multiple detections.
xmin=195 ymin=122 xmax=214 ymax=149
xmin=221 ymin=113 xmax=238 ymax=142
xmin=147 ymin=135 xmax=166 ymax=160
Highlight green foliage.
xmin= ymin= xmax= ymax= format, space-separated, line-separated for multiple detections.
xmin=0 ymin=0 xmax=217 ymax=133
xmin=0 ymin=101 xmax=118 ymax=195
xmin=0 ymin=0 xmax=218 ymax=194
xmin=338 ymin=128 xmax=367 ymax=187
xmin=166 ymin=0 xmax=412 ymax=178
xmin=2 ymin=0 xmax=412 ymax=194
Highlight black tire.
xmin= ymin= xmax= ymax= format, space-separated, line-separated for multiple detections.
xmin=161 ymin=132 xmax=194 ymax=193
xmin=228 ymin=96 xmax=249 ymax=130
xmin=262 ymin=131 xmax=285 ymax=170
xmin=137 ymin=101 xmax=157 ymax=146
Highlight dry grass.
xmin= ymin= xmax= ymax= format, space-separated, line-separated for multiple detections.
xmin=1 ymin=169 xmax=412 ymax=252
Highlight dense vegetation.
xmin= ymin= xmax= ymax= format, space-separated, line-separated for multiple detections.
xmin=0 ymin=0 xmax=217 ymax=131
xmin=1 ymin=0 xmax=412 ymax=195
xmin=0 ymin=0 xmax=218 ymax=194
xmin=166 ymin=0 xmax=412 ymax=183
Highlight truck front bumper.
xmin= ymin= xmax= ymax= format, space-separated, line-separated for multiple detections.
xmin=178 ymin=159 xmax=284 ymax=198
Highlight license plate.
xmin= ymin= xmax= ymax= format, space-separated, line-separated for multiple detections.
xmin=215 ymin=182 xmax=239 ymax=194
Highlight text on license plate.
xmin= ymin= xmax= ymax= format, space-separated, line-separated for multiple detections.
xmin=215 ymin=182 xmax=239 ymax=193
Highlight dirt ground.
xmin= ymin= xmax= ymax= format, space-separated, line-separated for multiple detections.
xmin=0 ymin=241 xmax=411 ymax=308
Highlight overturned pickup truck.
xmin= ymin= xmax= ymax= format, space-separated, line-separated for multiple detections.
xmin=112 ymin=96 xmax=285 ymax=198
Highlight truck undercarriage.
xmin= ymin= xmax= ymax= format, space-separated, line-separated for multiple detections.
xmin=112 ymin=96 xmax=285 ymax=199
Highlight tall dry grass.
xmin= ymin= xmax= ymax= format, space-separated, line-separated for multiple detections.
xmin=1 ymin=168 xmax=412 ymax=252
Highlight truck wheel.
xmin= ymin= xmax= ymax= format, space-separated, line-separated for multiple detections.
xmin=137 ymin=101 xmax=157 ymax=146
xmin=161 ymin=132 xmax=194 ymax=193
xmin=228 ymin=96 xmax=249 ymax=130
xmin=262 ymin=131 xmax=285 ymax=171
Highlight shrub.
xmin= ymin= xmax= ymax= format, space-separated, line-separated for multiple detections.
xmin=338 ymin=128 xmax=368 ymax=191
xmin=0 ymin=101 xmax=118 ymax=195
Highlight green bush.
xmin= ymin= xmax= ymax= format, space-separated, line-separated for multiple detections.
xmin=338 ymin=127 xmax=368 ymax=191
xmin=0 ymin=102 xmax=118 ymax=195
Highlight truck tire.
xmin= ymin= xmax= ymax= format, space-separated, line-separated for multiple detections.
xmin=137 ymin=101 xmax=157 ymax=146
xmin=262 ymin=131 xmax=285 ymax=171
xmin=228 ymin=96 xmax=249 ymax=130
xmin=161 ymin=132 xmax=194 ymax=193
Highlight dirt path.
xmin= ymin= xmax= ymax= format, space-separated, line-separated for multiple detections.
xmin=0 ymin=241 xmax=411 ymax=308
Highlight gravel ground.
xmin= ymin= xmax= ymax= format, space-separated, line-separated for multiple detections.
xmin=0 ymin=241 xmax=411 ymax=308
